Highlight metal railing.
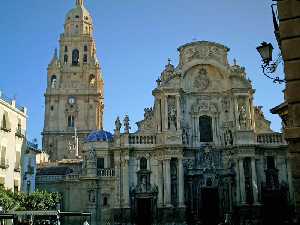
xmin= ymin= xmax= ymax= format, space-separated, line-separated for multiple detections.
xmin=97 ymin=168 xmax=115 ymax=177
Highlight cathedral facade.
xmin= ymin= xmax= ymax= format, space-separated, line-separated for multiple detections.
xmin=37 ymin=1 xmax=293 ymax=225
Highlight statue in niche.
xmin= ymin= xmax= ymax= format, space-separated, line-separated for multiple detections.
xmin=88 ymin=190 xmax=96 ymax=203
xmin=182 ymin=128 xmax=189 ymax=144
xmin=168 ymin=97 xmax=177 ymax=130
xmin=239 ymin=105 xmax=248 ymax=129
xmin=114 ymin=117 xmax=122 ymax=133
xmin=141 ymin=176 xmax=147 ymax=192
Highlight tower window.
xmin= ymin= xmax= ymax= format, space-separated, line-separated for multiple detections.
xmin=72 ymin=49 xmax=79 ymax=65
xmin=50 ymin=106 xmax=54 ymax=111
xmin=68 ymin=115 xmax=75 ymax=128
xmin=83 ymin=54 xmax=88 ymax=63
xmin=84 ymin=45 xmax=88 ymax=52
xmin=64 ymin=54 xmax=68 ymax=64
xmin=75 ymin=15 xmax=79 ymax=19
xmin=199 ymin=115 xmax=213 ymax=142
xmin=51 ymin=75 xmax=57 ymax=88
xmin=140 ymin=157 xmax=147 ymax=170
xmin=64 ymin=46 xmax=68 ymax=52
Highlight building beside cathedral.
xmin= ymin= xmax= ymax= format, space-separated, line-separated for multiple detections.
xmin=37 ymin=1 xmax=293 ymax=225
xmin=0 ymin=91 xmax=27 ymax=192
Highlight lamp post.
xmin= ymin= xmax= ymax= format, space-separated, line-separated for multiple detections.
xmin=256 ymin=41 xmax=285 ymax=84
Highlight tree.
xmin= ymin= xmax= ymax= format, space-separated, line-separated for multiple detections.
xmin=0 ymin=187 xmax=61 ymax=212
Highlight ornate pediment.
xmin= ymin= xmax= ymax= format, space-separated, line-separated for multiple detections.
xmin=179 ymin=41 xmax=229 ymax=67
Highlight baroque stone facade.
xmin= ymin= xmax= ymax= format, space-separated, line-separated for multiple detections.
xmin=37 ymin=1 xmax=293 ymax=225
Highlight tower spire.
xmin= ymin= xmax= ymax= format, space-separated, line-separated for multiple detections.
xmin=76 ymin=0 xmax=84 ymax=6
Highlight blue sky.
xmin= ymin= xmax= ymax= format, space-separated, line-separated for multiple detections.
xmin=0 ymin=0 xmax=284 ymax=145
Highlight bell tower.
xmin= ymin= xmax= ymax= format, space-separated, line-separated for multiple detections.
xmin=42 ymin=0 xmax=104 ymax=161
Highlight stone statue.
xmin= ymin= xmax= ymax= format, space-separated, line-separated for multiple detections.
xmin=88 ymin=190 xmax=96 ymax=203
xmin=239 ymin=105 xmax=248 ymax=129
xmin=114 ymin=116 xmax=122 ymax=133
xmin=87 ymin=147 xmax=96 ymax=161
xmin=123 ymin=115 xmax=131 ymax=133
xmin=144 ymin=107 xmax=153 ymax=120
xmin=168 ymin=105 xmax=177 ymax=130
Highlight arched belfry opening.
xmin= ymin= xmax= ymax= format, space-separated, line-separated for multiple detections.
xmin=72 ymin=49 xmax=80 ymax=65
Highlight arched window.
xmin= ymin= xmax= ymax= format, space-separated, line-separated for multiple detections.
xmin=68 ymin=115 xmax=75 ymax=128
xmin=72 ymin=49 xmax=79 ymax=65
xmin=199 ymin=115 xmax=213 ymax=142
xmin=84 ymin=45 xmax=88 ymax=52
xmin=83 ymin=54 xmax=87 ymax=63
xmin=51 ymin=75 xmax=57 ymax=88
xmin=64 ymin=46 xmax=68 ymax=52
xmin=64 ymin=54 xmax=68 ymax=64
xmin=140 ymin=157 xmax=147 ymax=170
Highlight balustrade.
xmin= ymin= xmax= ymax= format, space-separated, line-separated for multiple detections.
xmin=128 ymin=135 xmax=157 ymax=145
xmin=257 ymin=133 xmax=285 ymax=144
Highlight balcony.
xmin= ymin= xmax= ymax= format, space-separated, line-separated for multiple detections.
xmin=1 ymin=125 xmax=11 ymax=133
xmin=0 ymin=160 xmax=9 ymax=169
xmin=97 ymin=168 xmax=115 ymax=177
xmin=15 ymin=128 xmax=25 ymax=138
xmin=257 ymin=132 xmax=286 ymax=145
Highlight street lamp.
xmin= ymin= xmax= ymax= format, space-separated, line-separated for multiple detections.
xmin=256 ymin=42 xmax=274 ymax=65
xmin=256 ymin=42 xmax=285 ymax=84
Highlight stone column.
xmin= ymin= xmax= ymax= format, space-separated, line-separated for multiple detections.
xmin=178 ymin=158 xmax=185 ymax=207
xmin=123 ymin=159 xmax=130 ymax=208
xmin=158 ymin=160 xmax=164 ymax=207
xmin=165 ymin=96 xmax=169 ymax=130
xmin=251 ymin=158 xmax=258 ymax=204
xmin=176 ymin=95 xmax=181 ymax=130
xmin=164 ymin=159 xmax=171 ymax=207
xmin=235 ymin=158 xmax=240 ymax=204
xmin=239 ymin=158 xmax=246 ymax=204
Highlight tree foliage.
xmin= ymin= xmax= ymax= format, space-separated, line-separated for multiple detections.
xmin=0 ymin=187 xmax=61 ymax=212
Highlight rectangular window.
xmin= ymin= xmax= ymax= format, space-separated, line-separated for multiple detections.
xmin=1 ymin=146 xmax=6 ymax=166
xmin=15 ymin=151 xmax=21 ymax=171
xmin=97 ymin=158 xmax=104 ymax=169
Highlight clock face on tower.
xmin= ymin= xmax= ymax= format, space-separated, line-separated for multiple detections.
xmin=68 ymin=96 xmax=76 ymax=105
